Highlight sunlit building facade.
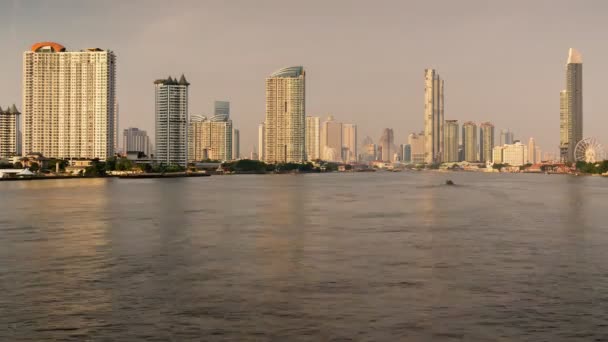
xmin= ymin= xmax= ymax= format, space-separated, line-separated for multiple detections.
xmin=424 ymin=69 xmax=444 ymax=163
xmin=560 ymin=48 xmax=583 ymax=163
xmin=408 ymin=132 xmax=425 ymax=164
xmin=462 ymin=121 xmax=478 ymax=162
xmin=155 ymin=75 xmax=189 ymax=167
xmin=305 ymin=116 xmax=320 ymax=160
xmin=443 ymin=120 xmax=459 ymax=162
xmin=342 ymin=123 xmax=357 ymax=163
xmin=22 ymin=42 xmax=117 ymax=159
xmin=479 ymin=122 xmax=495 ymax=163
xmin=264 ymin=66 xmax=305 ymax=163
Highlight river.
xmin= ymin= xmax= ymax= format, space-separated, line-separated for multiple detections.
xmin=1 ymin=172 xmax=607 ymax=341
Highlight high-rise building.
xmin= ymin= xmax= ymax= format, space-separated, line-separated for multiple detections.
xmin=462 ymin=121 xmax=478 ymax=162
xmin=408 ymin=132 xmax=425 ymax=164
xmin=499 ymin=129 xmax=514 ymax=146
xmin=342 ymin=124 xmax=357 ymax=163
xmin=264 ymin=66 xmax=305 ymax=163
xmin=403 ymin=144 xmax=412 ymax=163
xmin=379 ymin=128 xmax=395 ymax=162
xmin=424 ymin=69 xmax=444 ymax=163
xmin=528 ymin=137 xmax=537 ymax=164
xmin=258 ymin=122 xmax=265 ymax=161
xmin=155 ymin=75 xmax=189 ymax=167
xmin=321 ymin=116 xmax=342 ymax=162
xmin=560 ymin=48 xmax=583 ymax=163
xmin=188 ymin=114 xmax=233 ymax=162
xmin=22 ymin=42 xmax=117 ymax=159
xmin=479 ymin=122 xmax=495 ymax=163
xmin=305 ymin=116 xmax=320 ymax=160
xmin=360 ymin=136 xmax=376 ymax=162
xmin=214 ymin=101 xmax=230 ymax=121
xmin=443 ymin=120 xmax=459 ymax=162
xmin=0 ymin=105 xmax=20 ymax=159
xmin=232 ymin=128 xmax=240 ymax=160
xmin=123 ymin=127 xmax=151 ymax=156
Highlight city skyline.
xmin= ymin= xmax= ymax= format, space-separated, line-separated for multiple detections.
xmin=1 ymin=1 xmax=607 ymax=155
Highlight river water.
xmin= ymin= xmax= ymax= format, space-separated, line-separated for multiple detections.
xmin=1 ymin=172 xmax=608 ymax=341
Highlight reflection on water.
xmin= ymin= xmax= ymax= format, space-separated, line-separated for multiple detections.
xmin=1 ymin=173 xmax=608 ymax=341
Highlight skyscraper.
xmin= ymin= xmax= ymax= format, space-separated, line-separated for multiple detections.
xmin=499 ymin=129 xmax=514 ymax=146
xmin=321 ymin=116 xmax=342 ymax=162
xmin=560 ymin=48 xmax=583 ymax=163
xmin=214 ymin=101 xmax=230 ymax=121
xmin=232 ymin=128 xmax=240 ymax=160
xmin=479 ymin=122 xmax=495 ymax=163
xmin=408 ymin=132 xmax=425 ymax=164
xmin=264 ymin=66 xmax=305 ymax=163
xmin=0 ymin=105 xmax=20 ymax=159
xmin=22 ymin=42 xmax=117 ymax=159
xmin=424 ymin=69 xmax=444 ymax=163
xmin=443 ymin=120 xmax=459 ymax=162
xmin=528 ymin=137 xmax=537 ymax=164
xmin=342 ymin=124 xmax=357 ymax=163
xmin=379 ymin=128 xmax=395 ymax=162
xmin=305 ymin=116 xmax=320 ymax=160
xmin=258 ymin=122 xmax=265 ymax=161
xmin=155 ymin=75 xmax=189 ymax=167
xmin=462 ymin=121 xmax=478 ymax=162
xmin=360 ymin=136 xmax=376 ymax=162
xmin=123 ymin=127 xmax=152 ymax=156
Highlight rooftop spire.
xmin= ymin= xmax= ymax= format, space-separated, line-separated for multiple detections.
xmin=567 ymin=48 xmax=582 ymax=64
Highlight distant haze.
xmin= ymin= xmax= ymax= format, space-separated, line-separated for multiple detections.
xmin=1 ymin=0 xmax=607 ymax=155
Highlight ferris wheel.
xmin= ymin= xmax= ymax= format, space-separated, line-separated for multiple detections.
xmin=574 ymin=138 xmax=606 ymax=163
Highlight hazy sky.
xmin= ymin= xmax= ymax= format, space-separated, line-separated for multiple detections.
xmin=1 ymin=0 xmax=607 ymax=155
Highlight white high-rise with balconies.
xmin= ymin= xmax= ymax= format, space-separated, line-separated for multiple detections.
xmin=264 ymin=66 xmax=305 ymax=163
xmin=22 ymin=42 xmax=117 ymax=159
xmin=155 ymin=75 xmax=189 ymax=167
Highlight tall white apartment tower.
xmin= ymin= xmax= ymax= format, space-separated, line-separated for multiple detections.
xmin=22 ymin=42 xmax=117 ymax=159
xmin=305 ymin=116 xmax=320 ymax=161
xmin=264 ymin=66 xmax=305 ymax=163
xmin=560 ymin=48 xmax=583 ymax=163
xmin=424 ymin=69 xmax=444 ymax=164
xmin=155 ymin=75 xmax=189 ymax=168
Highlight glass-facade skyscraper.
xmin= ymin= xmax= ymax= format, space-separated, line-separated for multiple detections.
xmin=424 ymin=69 xmax=444 ymax=164
xmin=560 ymin=48 xmax=583 ymax=163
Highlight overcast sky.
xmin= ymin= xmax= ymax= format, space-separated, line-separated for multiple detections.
xmin=1 ymin=0 xmax=607 ymax=155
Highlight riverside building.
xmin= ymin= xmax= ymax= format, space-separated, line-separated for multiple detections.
xmin=22 ymin=42 xmax=117 ymax=159
xmin=264 ymin=66 xmax=305 ymax=163
xmin=0 ymin=105 xmax=20 ymax=159
xmin=155 ymin=75 xmax=189 ymax=168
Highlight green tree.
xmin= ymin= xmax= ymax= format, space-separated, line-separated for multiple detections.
xmin=29 ymin=162 xmax=40 ymax=172
xmin=13 ymin=162 xmax=23 ymax=169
